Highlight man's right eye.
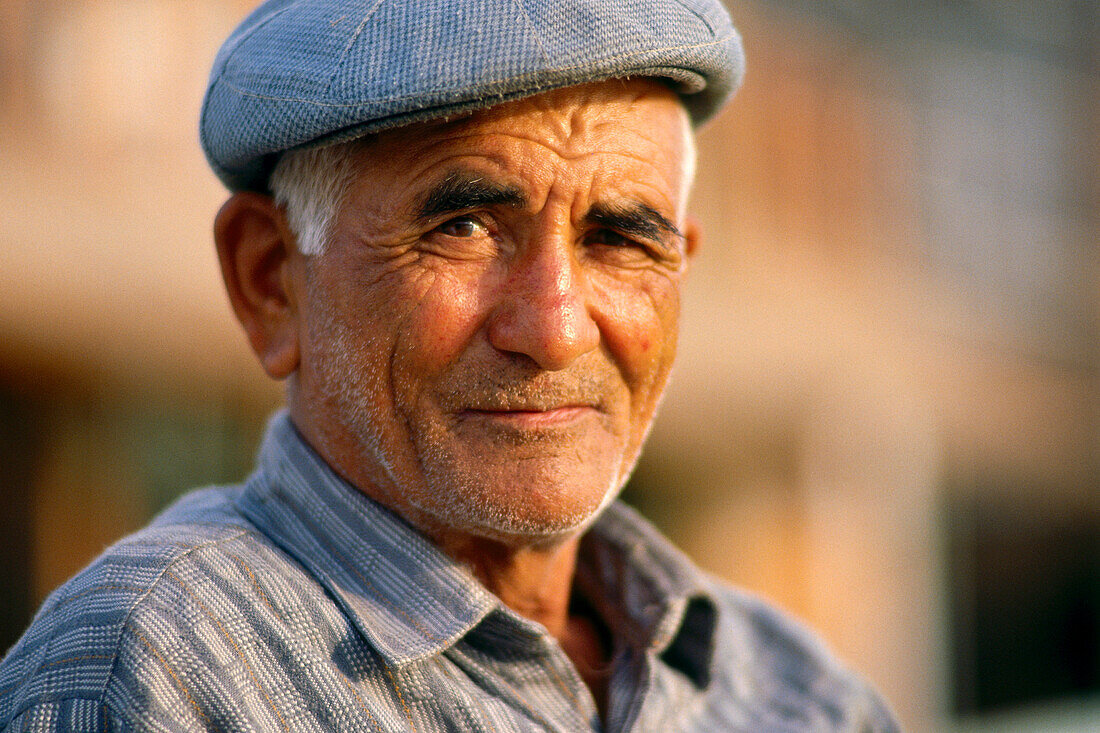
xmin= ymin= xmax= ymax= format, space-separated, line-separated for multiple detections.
xmin=420 ymin=215 xmax=499 ymax=260
xmin=435 ymin=216 xmax=485 ymax=238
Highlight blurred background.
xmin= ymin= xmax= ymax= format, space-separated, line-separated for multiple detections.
xmin=1 ymin=1 xmax=1097 ymax=729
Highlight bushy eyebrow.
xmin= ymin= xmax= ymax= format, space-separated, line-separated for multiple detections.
xmin=585 ymin=201 xmax=683 ymax=242
xmin=413 ymin=171 xmax=526 ymax=222
xmin=412 ymin=171 xmax=682 ymax=243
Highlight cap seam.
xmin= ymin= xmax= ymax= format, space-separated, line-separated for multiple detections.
xmin=199 ymin=0 xmax=301 ymax=160
xmin=671 ymin=0 xmax=716 ymax=35
xmin=512 ymin=0 xmax=553 ymax=64
xmin=324 ymin=0 xmax=388 ymax=94
xmin=217 ymin=1 xmax=303 ymax=75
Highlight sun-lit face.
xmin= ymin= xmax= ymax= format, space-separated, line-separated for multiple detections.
xmin=287 ymin=79 xmax=696 ymax=546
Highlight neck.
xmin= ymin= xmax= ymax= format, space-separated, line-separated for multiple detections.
xmin=435 ymin=530 xmax=612 ymax=719
xmin=434 ymin=532 xmax=581 ymax=637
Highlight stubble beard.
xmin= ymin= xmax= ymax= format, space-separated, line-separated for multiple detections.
xmin=307 ymin=308 xmax=651 ymax=545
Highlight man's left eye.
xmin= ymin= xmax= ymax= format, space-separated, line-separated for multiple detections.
xmin=588 ymin=229 xmax=638 ymax=248
xmin=586 ymin=228 xmax=680 ymax=268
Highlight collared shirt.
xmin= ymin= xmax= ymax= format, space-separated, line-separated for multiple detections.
xmin=0 ymin=412 xmax=898 ymax=731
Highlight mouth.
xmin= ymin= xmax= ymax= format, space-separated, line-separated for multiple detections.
xmin=459 ymin=405 xmax=598 ymax=429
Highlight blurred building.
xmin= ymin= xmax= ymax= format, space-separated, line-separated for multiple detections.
xmin=1 ymin=1 xmax=1097 ymax=730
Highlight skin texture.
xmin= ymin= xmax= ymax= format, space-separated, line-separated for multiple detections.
xmin=215 ymin=79 xmax=698 ymax=713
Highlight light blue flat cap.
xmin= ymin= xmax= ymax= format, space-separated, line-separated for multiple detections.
xmin=201 ymin=0 xmax=745 ymax=192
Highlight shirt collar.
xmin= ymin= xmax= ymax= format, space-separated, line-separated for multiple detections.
xmin=578 ymin=502 xmax=719 ymax=689
xmin=236 ymin=411 xmax=499 ymax=668
xmin=237 ymin=411 xmax=719 ymax=686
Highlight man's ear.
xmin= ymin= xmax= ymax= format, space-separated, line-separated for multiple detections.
xmin=684 ymin=215 xmax=702 ymax=260
xmin=214 ymin=192 xmax=301 ymax=380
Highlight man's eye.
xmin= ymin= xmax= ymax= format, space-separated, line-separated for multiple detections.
xmin=586 ymin=227 xmax=680 ymax=268
xmin=435 ymin=216 xmax=486 ymax=238
xmin=588 ymin=229 xmax=637 ymax=248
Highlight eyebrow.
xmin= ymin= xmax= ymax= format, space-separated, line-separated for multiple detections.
xmin=412 ymin=171 xmax=683 ymax=243
xmin=413 ymin=171 xmax=526 ymax=222
xmin=585 ymin=201 xmax=684 ymax=242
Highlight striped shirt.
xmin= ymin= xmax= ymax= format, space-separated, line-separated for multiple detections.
xmin=0 ymin=412 xmax=898 ymax=731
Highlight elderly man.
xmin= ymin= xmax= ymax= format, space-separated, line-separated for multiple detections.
xmin=0 ymin=0 xmax=897 ymax=730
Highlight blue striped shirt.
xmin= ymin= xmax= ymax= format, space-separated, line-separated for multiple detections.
xmin=0 ymin=412 xmax=898 ymax=731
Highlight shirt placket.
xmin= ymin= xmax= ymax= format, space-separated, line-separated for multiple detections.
xmin=458 ymin=613 xmax=603 ymax=732
xmin=602 ymin=644 xmax=652 ymax=733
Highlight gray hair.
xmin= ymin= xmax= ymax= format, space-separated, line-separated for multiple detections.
xmin=269 ymin=143 xmax=361 ymax=255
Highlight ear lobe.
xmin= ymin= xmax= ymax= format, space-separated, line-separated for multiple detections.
xmin=214 ymin=192 xmax=301 ymax=380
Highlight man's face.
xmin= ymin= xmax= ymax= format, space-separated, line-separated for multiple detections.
xmin=288 ymin=79 xmax=696 ymax=545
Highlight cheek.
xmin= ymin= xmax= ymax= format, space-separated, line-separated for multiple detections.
xmin=390 ymin=267 xmax=493 ymax=386
xmin=593 ymin=274 xmax=681 ymax=389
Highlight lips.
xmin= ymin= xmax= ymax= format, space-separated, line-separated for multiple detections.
xmin=461 ymin=398 xmax=597 ymax=412
xmin=439 ymin=378 xmax=607 ymax=412
xmin=460 ymin=404 xmax=598 ymax=427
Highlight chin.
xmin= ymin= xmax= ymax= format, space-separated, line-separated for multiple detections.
xmin=412 ymin=471 xmax=626 ymax=547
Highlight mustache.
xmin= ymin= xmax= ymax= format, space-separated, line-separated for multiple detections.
xmin=435 ymin=356 xmax=620 ymax=411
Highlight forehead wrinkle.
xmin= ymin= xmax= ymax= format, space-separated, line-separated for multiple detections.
xmin=376 ymin=111 xmax=680 ymax=186
xmin=436 ymin=109 xmax=649 ymax=164
xmin=362 ymin=79 xmax=689 ymax=166
xmin=345 ymin=99 xmax=691 ymax=231
xmin=508 ymin=79 xmax=670 ymax=140
xmin=583 ymin=156 xmax=684 ymax=214
xmin=393 ymin=111 xmax=583 ymax=161
xmin=487 ymin=119 xmax=678 ymax=170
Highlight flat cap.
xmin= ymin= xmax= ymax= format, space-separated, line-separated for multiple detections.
xmin=201 ymin=0 xmax=745 ymax=192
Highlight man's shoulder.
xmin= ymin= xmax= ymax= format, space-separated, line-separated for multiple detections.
xmin=703 ymin=579 xmax=899 ymax=730
xmin=0 ymin=484 xmax=291 ymax=728
xmin=708 ymin=580 xmax=848 ymax=682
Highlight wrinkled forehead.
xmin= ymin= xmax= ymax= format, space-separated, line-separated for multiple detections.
xmin=456 ymin=78 xmax=688 ymax=127
xmin=343 ymin=80 xmax=697 ymax=196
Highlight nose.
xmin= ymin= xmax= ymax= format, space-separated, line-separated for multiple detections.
xmin=487 ymin=239 xmax=600 ymax=371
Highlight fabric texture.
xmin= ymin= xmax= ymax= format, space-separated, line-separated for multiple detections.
xmin=0 ymin=412 xmax=898 ymax=731
xmin=200 ymin=0 xmax=745 ymax=192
